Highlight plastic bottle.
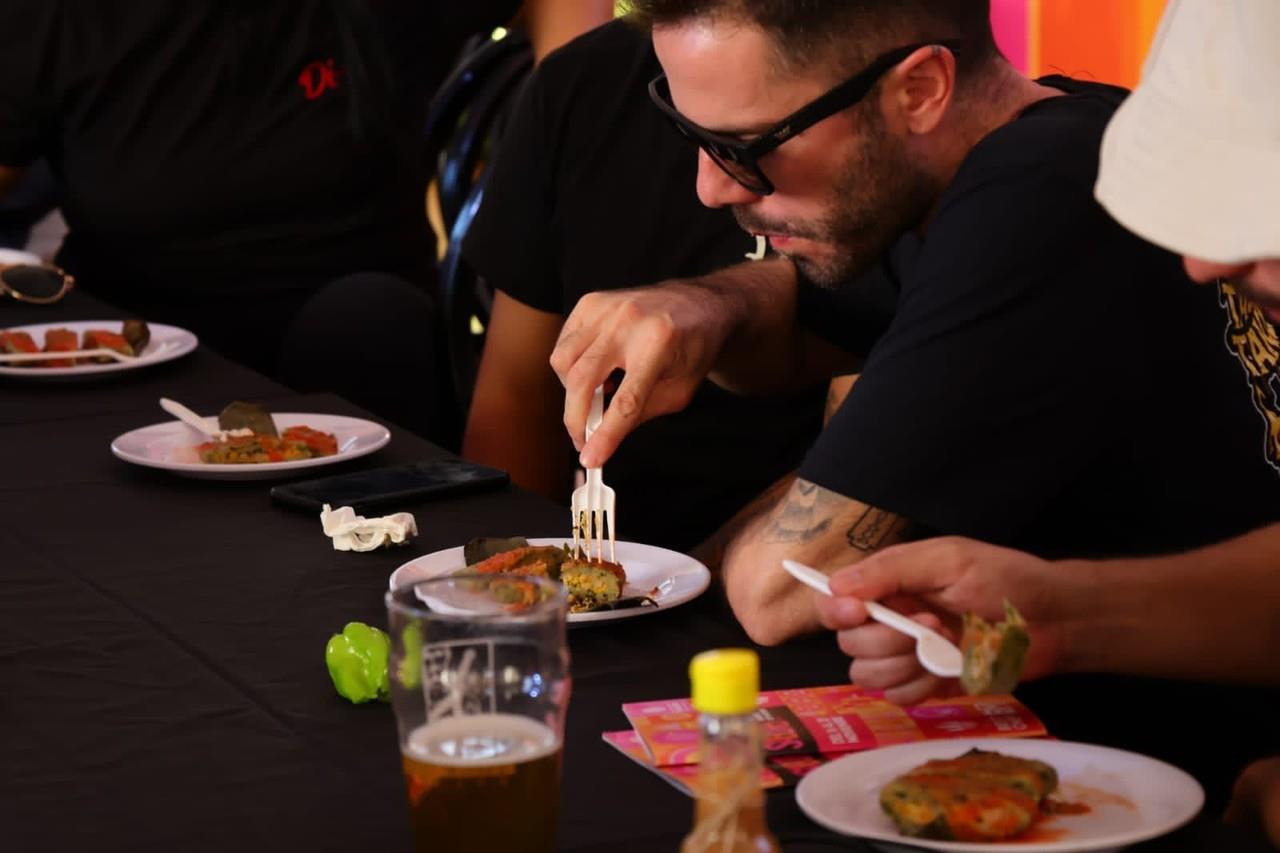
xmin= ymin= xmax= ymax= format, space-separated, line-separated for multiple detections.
xmin=680 ymin=649 xmax=781 ymax=853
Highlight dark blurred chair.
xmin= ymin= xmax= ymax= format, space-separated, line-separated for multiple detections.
xmin=0 ymin=160 xmax=61 ymax=251
xmin=438 ymin=176 xmax=493 ymax=417
xmin=425 ymin=28 xmax=533 ymax=234
xmin=425 ymin=28 xmax=533 ymax=424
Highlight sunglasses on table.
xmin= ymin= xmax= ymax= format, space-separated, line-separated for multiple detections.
xmin=648 ymin=41 xmax=962 ymax=195
xmin=0 ymin=264 xmax=75 ymax=304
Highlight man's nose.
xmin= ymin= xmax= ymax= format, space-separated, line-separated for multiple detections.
xmin=1184 ymin=256 xmax=1252 ymax=284
xmin=695 ymin=149 xmax=763 ymax=209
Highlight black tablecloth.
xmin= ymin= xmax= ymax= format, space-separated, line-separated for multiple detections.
xmin=2 ymin=293 xmax=1271 ymax=852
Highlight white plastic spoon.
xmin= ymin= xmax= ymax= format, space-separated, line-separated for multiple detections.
xmin=781 ymin=558 xmax=962 ymax=678
xmin=160 ymin=397 xmax=218 ymax=438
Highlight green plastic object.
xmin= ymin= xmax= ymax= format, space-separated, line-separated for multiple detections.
xmin=325 ymin=622 xmax=391 ymax=704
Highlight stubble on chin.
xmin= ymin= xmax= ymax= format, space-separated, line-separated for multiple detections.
xmin=790 ymin=232 xmax=889 ymax=289
xmin=789 ymin=251 xmax=846 ymax=289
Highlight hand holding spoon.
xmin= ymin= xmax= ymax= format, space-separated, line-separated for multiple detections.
xmin=782 ymin=558 xmax=962 ymax=678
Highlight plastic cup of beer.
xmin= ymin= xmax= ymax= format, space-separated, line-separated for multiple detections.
xmin=385 ymin=574 xmax=569 ymax=853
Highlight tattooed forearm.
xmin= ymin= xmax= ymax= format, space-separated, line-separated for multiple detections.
xmin=703 ymin=475 xmax=909 ymax=581
xmin=760 ymin=479 xmax=850 ymax=544
xmin=845 ymin=506 xmax=907 ymax=551
xmin=715 ymin=474 xmax=910 ymax=645
xmin=693 ymin=474 xmax=796 ymax=570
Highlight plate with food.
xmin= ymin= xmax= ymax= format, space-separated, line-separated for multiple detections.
xmin=111 ymin=402 xmax=391 ymax=480
xmin=795 ymin=737 xmax=1203 ymax=852
xmin=388 ymin=537 xmax=712 ymax=624
xmin=0 ymin=319 xmax=197 ymax=379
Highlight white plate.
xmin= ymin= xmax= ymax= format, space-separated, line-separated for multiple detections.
xmin=111 ymin=413 xmax=391 ymax=480
xmin=795 ymin=737 xmax=1203 ymax=853
xmin=0 ymin=320 xmax=198 ymax=379
xmin=389 ymin=538 xmax=712 ymax=624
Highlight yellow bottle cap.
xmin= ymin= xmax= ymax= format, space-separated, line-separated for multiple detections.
xmin=689 ymin=648 xmax=759 ymax=715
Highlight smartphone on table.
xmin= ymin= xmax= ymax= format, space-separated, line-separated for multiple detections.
xmin=270 ymin=459 xmax=509 ymax=514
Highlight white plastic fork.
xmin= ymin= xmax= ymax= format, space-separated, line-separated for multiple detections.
xmin=570 ymin=385 xmax=617 ymax=563
xmin=0 ymin=347 xmax=136 ymax=364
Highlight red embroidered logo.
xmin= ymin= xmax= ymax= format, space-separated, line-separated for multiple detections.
xmin=298 ymin=58 xmax=341 ymax=100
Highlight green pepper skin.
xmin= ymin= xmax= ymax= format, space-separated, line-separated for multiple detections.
xmin=396 ymin=622 xmax=423 ymax=689
xmin=325 ymin=622 xmax=391 ymax=704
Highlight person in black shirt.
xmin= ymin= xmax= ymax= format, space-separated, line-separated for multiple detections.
xmin=554 ymin=0 xmax=1280 ymax=640
xmin=815 ymin=0 xmax=1280 ymax=707
xmin=0 ymin=0 xmax=518 ymax=436
xmin=546 ymin=0 xmax=1280 ymax=800
xmin=461 ymin=19 xmax=843 ymax=552
xmin=814 ymin=0 xmax=1280 ymax=830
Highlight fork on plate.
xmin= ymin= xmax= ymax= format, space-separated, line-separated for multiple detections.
xmin=0 ymin=347 xmax=137 ymax=364
xmin=570 ymin=385 xmax=617 ymax=563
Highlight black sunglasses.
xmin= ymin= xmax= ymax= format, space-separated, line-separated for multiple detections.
xmin=648 ymin=41 xmax=962 ymax=195
xmin=0 ymin=264 xmax=75 ymax=304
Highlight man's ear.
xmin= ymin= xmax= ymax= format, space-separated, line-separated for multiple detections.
xmin=882 ymin=45 xmax=956 ymax=136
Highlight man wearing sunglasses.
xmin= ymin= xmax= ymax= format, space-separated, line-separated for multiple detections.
xmin=550 ymin=0 xmax=1280 ymax=790
xmin=809 ymin=0 xmax=1280 ymax=836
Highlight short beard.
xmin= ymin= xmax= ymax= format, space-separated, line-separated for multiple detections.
xmin=736 ymin=106 xmax=939 ymax=289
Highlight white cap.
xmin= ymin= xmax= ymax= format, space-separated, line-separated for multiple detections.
xmin=1095 ymin=0 xmax=1280 ymax=263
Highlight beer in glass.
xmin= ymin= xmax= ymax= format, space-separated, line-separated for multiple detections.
xmin=386 ymin=574 xmax=569 ymax=853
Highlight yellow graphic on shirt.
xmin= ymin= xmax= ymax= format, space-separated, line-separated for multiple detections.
xmin=1220 ymin=281 xmax=1280 ymax=471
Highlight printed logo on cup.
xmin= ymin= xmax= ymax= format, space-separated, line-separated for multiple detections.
xmin=422 ymin=639 xmax=497 ymax=722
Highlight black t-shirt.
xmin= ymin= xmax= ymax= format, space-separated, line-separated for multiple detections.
xmin=463 ymin=19 xmax=830 ymax=552
xmin=0 ymin=0 xmax=516 ymax=300
xmin=800 ymin=76 xmax=1280 ymax=557
xmin=798 ymin=77 xmax=1280 ymax=797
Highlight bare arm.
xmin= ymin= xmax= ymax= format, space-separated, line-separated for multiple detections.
xmin=463 ymin=290 xmax=577 ymax=500
xmin=825 ymin=374 xmax=857 ymax=425
xmin=817 ymin=524 xmax=1280 ymax=704
xmin=1053 ymin=525 xmax=1280 ymax=684
xmin=701 ymin=259 xmax=854 ymax=395
xmin=699 ymin=476 xmax=909 ymax=646
xmin=1227 ymin=758 xmax=1280 ymax=848
xmin=552 ymin=258 xmax=855 ymax=467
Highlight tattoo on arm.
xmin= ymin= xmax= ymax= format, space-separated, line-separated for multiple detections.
xmin=694 ymin=474 xmax=795 ymax=570
xmin=845 ymin=506 xmax=907 ymax=552
xmin=699 ymin=476 xmax=909 ymax=571
xmin=760 ymin=479 xmax=849 ymax=544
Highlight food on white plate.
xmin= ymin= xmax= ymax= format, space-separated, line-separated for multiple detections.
xmin=0 ymin=320 xmax=150 ymax=367
xmin=122 ymin=318 xmax=150 ymax=352
xmin=195 ymin=402 xmax=337 ymax=464
xmin=880 ymin=748 xmax=1062 ymax=841
xmin=0 ymin=329 xmax=39 ymax=357
xmin=461 ymin=537 xmax=656 ymax=614
xmin=217 ymin=400 xmax=279 ymax=437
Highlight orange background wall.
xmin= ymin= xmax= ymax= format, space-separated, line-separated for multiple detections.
xmin=992 ymin=0 xmax=1168 ymax=89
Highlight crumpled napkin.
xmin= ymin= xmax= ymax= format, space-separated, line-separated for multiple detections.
xmin=320 ymin=504 xmax=418 ymax=552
